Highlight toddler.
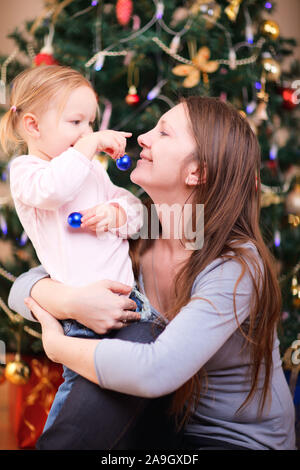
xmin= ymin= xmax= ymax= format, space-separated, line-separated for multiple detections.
xmin=0 ymin=65 xmax=150 ymax=431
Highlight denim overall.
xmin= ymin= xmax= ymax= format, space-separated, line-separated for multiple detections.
xmin=43 ymin=284 xmax=164 ymax=432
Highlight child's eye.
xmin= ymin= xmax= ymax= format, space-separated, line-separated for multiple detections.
xmin=160 ymin=131 xmax=168 ymax=136
xmin=72 ymin=120 xmax=81 ymax=125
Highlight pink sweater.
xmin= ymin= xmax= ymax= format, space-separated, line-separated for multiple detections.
xmin=10 ymin=148 xmax=143 ymax=287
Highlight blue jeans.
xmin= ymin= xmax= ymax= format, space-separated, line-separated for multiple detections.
xmin=43 ymin=285 xmax=164 ymax=432
xmin=37 ymin=319 xmax=182 ymax=450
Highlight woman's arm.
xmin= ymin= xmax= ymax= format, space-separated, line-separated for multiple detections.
xmin=9 ymin=267 xmax=140 ymax=333
xmin=8 ymin=265 xmax=77 ymax=321
xmin=25 ymin=253 xmax=259 ymax=397
xmin=8 ymin=265 xmax=50 ymax=321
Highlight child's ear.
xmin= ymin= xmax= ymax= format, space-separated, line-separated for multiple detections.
xmin=22 ymin=113 xmax=40 ymax=139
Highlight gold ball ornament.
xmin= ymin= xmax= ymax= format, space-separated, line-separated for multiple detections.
xmin=5 ymin=357 xmax=31 ymax=385
xmin=261 ymin=56 xmax=281 ymax=81
xmin=286 ymin=184 xmax=300 ymax=216
xmin=261 ymin=20 xmax=280 ymax=40
xmin=293 ymin=296 xmax=300 ymax=308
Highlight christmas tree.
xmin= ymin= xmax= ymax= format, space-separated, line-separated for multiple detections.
xmin=0 ymin=0 xmax=299 ymax=362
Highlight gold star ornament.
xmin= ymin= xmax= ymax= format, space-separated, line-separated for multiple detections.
xmin=172 ymin=47 xmax=219 ymax=88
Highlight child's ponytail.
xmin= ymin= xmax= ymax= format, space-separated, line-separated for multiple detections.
xmin=0 ymin=105 xmax=23 ymax=154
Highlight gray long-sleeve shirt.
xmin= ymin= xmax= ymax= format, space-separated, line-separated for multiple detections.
xmin=8 ymin=243 xmax=296 ymax=450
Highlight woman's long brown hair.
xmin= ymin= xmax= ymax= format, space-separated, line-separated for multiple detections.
xmin=129 ymin=96 xmax=282 ymax=431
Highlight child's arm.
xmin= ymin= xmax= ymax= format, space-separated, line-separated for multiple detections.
xmin=10 ymin=149 xmax=93 ymax=210
xmin=10 ymin=130 xmax=132 ymax=211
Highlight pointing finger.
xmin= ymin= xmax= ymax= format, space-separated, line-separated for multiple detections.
xmin=119 ymin=132 xmax=132 ymax=137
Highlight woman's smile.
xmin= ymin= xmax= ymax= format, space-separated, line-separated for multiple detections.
xmin=139 ymin=152 xmax=153 ymax=162
xmin=137 ymin=152 xmax=153 ymax=165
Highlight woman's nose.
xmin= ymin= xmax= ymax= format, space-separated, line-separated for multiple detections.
xmin=137 ymin=131 xmax=151 ymax=148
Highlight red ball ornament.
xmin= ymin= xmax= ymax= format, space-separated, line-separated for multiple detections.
xmin=125 ymin=85 xmax=140 ymax=106
xmin=266 ymin=159 xmax=278 ymax=176
xmin=34 ymin=46 xmax=58 ymax=66
xmin=116 ymin=0 xmax=133 ymax=26
xmin=278 ymin=86 xmax=298 ymax=110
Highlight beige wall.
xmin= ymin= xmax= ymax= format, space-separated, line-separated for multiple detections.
xmin=0 ymin=0 xmax=44 ymax=55
xmin=0 ymin=0 xmax=299 ymax=66
xmin=271 ymin=0 xmax=300 ymax=68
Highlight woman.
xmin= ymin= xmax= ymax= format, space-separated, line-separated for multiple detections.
xmin=9 ymin=96 xmax=296 ymax=450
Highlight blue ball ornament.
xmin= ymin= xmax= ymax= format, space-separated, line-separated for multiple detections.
xmin=116 ymin=154 xmax=132 ymax=171
xmin=68 ymin=212 xmax=82 ymax=228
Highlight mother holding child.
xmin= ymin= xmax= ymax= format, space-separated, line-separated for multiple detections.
xmin=2 ymin=65 xmax=295 ymax=450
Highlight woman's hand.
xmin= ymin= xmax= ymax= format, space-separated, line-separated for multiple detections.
xmin=24 ymin=297 xmax=64 ymax=362
xmin=68 ymin=279 xmax=140 ymax=334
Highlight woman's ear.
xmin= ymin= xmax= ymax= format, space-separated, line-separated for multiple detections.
xmin=22 ymin=113 xmax=40 ymax=139
xmin=185 ymin=174 xmax=200 ymax=186
xmin=185 ymin=162 xmax=206 ymax=186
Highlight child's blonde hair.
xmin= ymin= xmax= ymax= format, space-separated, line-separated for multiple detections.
xmin=0 ymin=65 xmax=97 ymax=155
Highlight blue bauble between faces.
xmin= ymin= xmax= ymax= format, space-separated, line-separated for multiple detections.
xmin=68 ymin=212 xmax=82 ymax=228
xmin=116 ymin=154 xmax=132 ymax=171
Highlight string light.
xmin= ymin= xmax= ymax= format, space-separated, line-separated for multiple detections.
xmin=170 ymin=35 xmax=181 ymax=54
xmin=274 ymin=230 xmax=281 ymax=247
xmin=1 ymin=170 xmax=7 ymax=182
xmin=246 ymin=24 xmax=254 ymax=44
xmin=269 ymin=143 xmax=278 ymax=160
xmin=244 ymin=7 xmax=254 ymax=45
xmin=0 ymin=48 xmax=18 ymax=104
xmin=246 ymin=101 xmax=256 ymax=114
xmin=0 ymin=215 xmax=7 ymax=236
xmin=94 ymin=55 xmax=105 ymax=71
xmin=17 ymin=231 xmax=28 ymax=247
xmin=155 ymin=1 xmax=164 ymax=19
xmin=147 ymin=79 xmax=167 ymax=100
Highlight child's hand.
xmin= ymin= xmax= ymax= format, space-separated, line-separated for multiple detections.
xmin=80 ymin=203 xmax=126 ymax=233
xmin=74 ymin=130 xmax=132 ymax=161
xmin=96 ymin=130 xmax=132 ymax=160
